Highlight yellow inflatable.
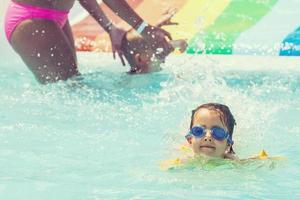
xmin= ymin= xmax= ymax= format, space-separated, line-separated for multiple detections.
xmin=248 ymin=150 xmax=286 ymax=161
xmin=160 ymin=148 xmax=286 ymax=171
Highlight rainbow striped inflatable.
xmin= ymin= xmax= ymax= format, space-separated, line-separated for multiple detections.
xmin=71 ymin=0 xmax=300 ymax=56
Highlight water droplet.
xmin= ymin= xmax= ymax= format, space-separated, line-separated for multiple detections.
xmin=156 ymin=48 xmax=163 ymax=54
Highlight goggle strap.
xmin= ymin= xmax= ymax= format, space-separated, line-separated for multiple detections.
xmin=227 ymin=136 xmax=234 ymax=145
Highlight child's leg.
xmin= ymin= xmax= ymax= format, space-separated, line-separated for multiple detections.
xmin=10 ymin=19 xmax=79 ymax=84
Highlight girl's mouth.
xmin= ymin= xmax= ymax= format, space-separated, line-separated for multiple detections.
xmin=200 ymin=145 xmax=216 ymax=150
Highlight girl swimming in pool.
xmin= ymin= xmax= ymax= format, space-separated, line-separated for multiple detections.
xmin=4 ymin=0 xmax=173 ymax=83
xmin=160 ymin=103 xmax=284 ymax=170
xmin=185 ymin=103 xmax=236 ymax=159
xmin=160 ymin=103 xmax=237 ymax=170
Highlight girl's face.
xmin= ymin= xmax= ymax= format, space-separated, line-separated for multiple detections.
xmin=190 ymin=108 xmax=230 ymax=158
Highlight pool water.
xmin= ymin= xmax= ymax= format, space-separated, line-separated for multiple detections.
xmin=0 ymin=53 xmax=299 ymax=200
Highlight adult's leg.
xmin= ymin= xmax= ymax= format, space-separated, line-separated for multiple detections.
xmin=10 ymin=19 xmax=79 ymax=84
xmin=62 ymin=19 xmax=78 ymax=65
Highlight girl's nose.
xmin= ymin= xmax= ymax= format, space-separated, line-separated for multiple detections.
xmin=204 ymin=130 xmax=212 ymax=142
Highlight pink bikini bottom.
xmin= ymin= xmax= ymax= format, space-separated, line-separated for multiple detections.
xmin=4 ymin=1 xmax=69 ymax=42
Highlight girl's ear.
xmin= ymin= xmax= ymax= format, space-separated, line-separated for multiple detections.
xmin=225 ymin=144 xmax=235 ymax=155
xmin=225 ymin=144 xmax=231 ymax=154
xmin=134 ymin=53 xmax=141 ymax=64
xmin=185 ymin=134 xmax=193 ymax=145
xmin=187 ymin=137 xmax=192 ymax=145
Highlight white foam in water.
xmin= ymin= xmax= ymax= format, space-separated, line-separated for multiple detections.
xmin=0 ymin=52 xmax=300 ymax=199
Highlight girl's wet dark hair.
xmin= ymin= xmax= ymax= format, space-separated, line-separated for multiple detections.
xmin=189 ymin=103 xmax=236 ymax=153
xmin=121 ymin=31 xmax=150 ymax=71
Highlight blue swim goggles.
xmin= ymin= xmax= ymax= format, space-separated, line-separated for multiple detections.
xmin=185 ymin=125 xmax=234 ymax=145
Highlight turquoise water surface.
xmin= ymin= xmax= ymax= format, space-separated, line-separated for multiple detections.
xmin=0 ymin=53 xmax=300 ymax=200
